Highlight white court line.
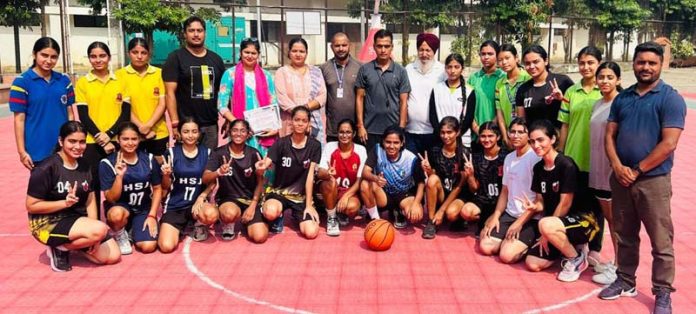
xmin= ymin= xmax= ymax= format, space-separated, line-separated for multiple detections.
xmin=522 ymin=287 xmax=604 ymax=314
xmin=0 ymin=233 xmax=29 ymax=237
xmin=182 ymin=237 xmax=314 ymax=314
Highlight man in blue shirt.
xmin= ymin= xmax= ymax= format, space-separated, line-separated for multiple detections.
xmin=600 ymin=42 xmax=686 ymax=314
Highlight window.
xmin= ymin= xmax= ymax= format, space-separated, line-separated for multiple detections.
xmin=73 ymin=15 xmax=107 ymax=28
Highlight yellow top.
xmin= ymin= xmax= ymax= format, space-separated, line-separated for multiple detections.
xmin=116 ymin=65 xmax=168 ymax=140
xmin=75 ymin=71 xmax=129 ymax=144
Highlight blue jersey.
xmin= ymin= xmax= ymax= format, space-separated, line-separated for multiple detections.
xmin=163 ymin=144 xmax=210 ymax=212
xmin=99 ymin=151 xmax=162 ymax=213
xmin=365 ymin=146 xmax=424 ymax=196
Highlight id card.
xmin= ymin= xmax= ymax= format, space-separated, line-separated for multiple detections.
xmin=336 ymin=87 xmax=344 ymax=99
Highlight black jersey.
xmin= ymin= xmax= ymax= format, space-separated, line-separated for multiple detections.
xmin=429 ymin=145 xmax=465 ymax=194
xmin=472 ymin=148 xmax=507 ymax=205
xmin=267 ymin=136 xmax=322 ymax=202
xmin=515 ymin=73 xmax=573 ymax=128
xmin=207 ymin=144 xmax=261 ymax=202
xmin=27 ymin=154 xmax=94 ymax=222
xmin=531 ymin=153 xmax=582 ymax=217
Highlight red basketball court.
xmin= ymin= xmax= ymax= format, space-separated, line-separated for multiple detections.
xmin=1 ymin=107 xmax=695 ymax=313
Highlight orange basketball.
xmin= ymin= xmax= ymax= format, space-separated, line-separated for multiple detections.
xmin=364 ymin=219 xmax=395 ymax=251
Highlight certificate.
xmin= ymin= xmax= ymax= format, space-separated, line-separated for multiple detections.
xmin=244 ymin=105 xmax=281 ymax=134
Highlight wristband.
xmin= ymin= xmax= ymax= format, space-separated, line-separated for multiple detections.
xmin=171 ymin=121 xmax=179 ymax=128
xmin=147 ymin=214 xmax=157 ymax=220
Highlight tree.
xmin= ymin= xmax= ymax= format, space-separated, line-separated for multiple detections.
xmin=79 ymin=0 xmax=221 ymax=54
xmin=0 ymin=0 xmax=41 ymax=73
xmin=477 ymin=0 xmax=549 ymax=46
xmin=589 ymin=0 xmax=649 ymax=60
xmin=553 ymin=0 xmax=593 ymax=62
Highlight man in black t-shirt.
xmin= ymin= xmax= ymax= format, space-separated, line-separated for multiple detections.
xmin=163 ymin=16 xmax=226 ymax=149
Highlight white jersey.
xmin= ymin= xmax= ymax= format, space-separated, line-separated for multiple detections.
xmin=502 ymin=148 xmax=541 ymax=218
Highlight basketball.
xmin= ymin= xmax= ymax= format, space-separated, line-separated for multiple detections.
xmin=364 ymin=219 xmax=395 ymax=251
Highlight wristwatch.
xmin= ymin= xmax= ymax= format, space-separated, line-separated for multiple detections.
xmin=632 ymin=164 xmax=644 ymax=176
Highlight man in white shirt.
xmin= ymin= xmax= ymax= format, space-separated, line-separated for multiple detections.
xmin=404 ymin=33 xmax=446 ymax=154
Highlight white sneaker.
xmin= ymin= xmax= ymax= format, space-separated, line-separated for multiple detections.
xmin=557 ymin=250 xmax=588 ymax=282
xmin=592 ymin=263 xmax=618 ymax=285
xmin=326 ymin=216 xmax=340 ymax=237
xmin=220 ymin=223 xmax=235 ymax=241
xmin=191 ymin=224 xmax=209 ymax=242
xmin=113 ymin=229 xmax=132 ymax=255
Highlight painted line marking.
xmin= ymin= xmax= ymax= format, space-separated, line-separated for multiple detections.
xmin=182 ymin=237 xmax=314 ymax=314
xmin=522 ymin=287 xmax=604 ymax=313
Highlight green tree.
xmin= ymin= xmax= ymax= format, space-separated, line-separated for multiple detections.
xmin=477 ymin=0 xmax=549 ymax=46
xmin=0 ymin=0 xmax=41 ymax=73
xmin=79 ymin=0 xmax=221 ymax=54
xmin=589 ymin=0 xmax=649 ymax=60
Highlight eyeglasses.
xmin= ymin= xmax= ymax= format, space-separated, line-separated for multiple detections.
xmin=508 ymin=129 xmax=527 ymax=137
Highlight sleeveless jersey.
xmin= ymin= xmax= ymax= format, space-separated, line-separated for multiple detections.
xmin=100 ymin=151 xmax=161 ymax=213
xmin=163 ymin=144 xmax=210 ymax=212
xmin=472 ymin=148 xmax=507 ymax=205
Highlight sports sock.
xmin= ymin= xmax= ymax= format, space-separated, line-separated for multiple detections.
xmin=327 ymin=208 xmax=337 ymax=218
xmin=366 ymin=206 xmax=379 ymax=219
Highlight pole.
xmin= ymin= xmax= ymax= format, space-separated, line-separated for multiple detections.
xmin=280 ymin=0 xmax=285 ymax=65
xmin=58 ymin=0 xmax=68 ymax=72
xmin=325 ymin=0 xmax=329 ymax=61
xmin=232 ymin=5 xmax=236 ymax=63
xmin=256 ymin=0 xmax=262 ymax=61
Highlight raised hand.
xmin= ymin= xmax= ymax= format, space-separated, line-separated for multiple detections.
xmin=114 ymin=151 xmax=127 ymax=177
xmin=462 ymin=152 xmax=474 ymax=178
xmin=418 ymin=151 xmax=432 ymax=176
xmin=328 ymin=160 xmax=337 ymax=178
xmin=376 ymin=172 xmax=387 ymax=188
xmin=217 ymin=154 xmax=233 ymax=176
xmin=254 ymin=152 xmax=269 ymax=174
xmin=161 ymin=155 xmax=173 ymax=177
xmin=64 ymin=181 xmax=79 ymax=207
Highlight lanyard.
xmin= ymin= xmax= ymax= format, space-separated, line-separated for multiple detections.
xmin=333 ymin=59 xmax=346 ymax=88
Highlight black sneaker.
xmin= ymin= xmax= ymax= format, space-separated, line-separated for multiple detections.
xmin=46 ymin=246 xmax=71 ymax=272
xmin=337 ymin=213 xmax=350 ymax=227
xmin=393 ymin=210 xmax=407 ymax=229
xmin=449 ymin=219 xmax=468 ymax=232
xmin=599 ymin=278 xmax=637 ymax=300
xmin=422 ymin=221 xmax=437 ymax=239
xmin=653 ymin=290 xmax=672 ymax=314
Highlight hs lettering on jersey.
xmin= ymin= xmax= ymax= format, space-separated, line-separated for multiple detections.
xmin=123 ymin=181 xmax=150 ymax=192
xmin=178 ymin=177 xmax=202 ymax=185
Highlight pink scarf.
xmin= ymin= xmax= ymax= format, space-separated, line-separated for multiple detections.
xmin=232 ymin=63 xmax=271 ymax=118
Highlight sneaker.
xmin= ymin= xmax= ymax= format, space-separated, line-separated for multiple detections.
xmin=270 ymin=215 xmax=284 ymax=234
xmin=653 ymin=290 xmax=672 ymax=314
xmin=393 ymin=210 xmax=407 ymax=229
xmin=422 ymin=221 xmax=437 ymax=239
xmin=449 ymin=219 xmax=468 ymax=232
xmin=113 ymin=229 xmax=132 ymax=255
xmin=599 ymin=278 xmax=638 ymax=300
xmin=46 ymin=246 xmax=71 ymax=272
xmin=337 ymin=213 xmax=350 ymax=227
xmin=326 ymin=216 xmax=340 ymax=237
xmin=357 ymin=207 xmax=368 ymax=218
xmin=557 ymin=250 xmax=588 ymax=282
xmin=220 ymin=223 xmax=236 ymax=241
xmin=592 ymin=264 xmax=618 ymax=285
xmin=191 ymin=224 xmax=209 ymax=242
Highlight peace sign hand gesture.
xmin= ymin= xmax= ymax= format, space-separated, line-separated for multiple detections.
xmin=114 ymin=151 xmax=127 ymax=177
xmin=217 ymin=154 xmax=233 ymax=176
xmin=254 ymin=152 xmax=269 ymax=174
xmin=516 ymin=194 xmax=537 ymax=212
xmin=328 ymin=160 xmax=337 ymax=178
xmin=376 ymin=172 xmax=387 ymax=188
xmin=418 ymin=151 xmax=432 ymax=176
xmin=64 ymin=181 xmax=79 ymax=208
xmin=462 ymin=152 xmax=474 ymax=178
xmin=161 ymin=155 xmax=173 ymax=177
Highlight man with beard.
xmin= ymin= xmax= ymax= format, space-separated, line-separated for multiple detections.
xmin=320 ymin=32 xmax=362 ymax=143
xmin=163 ymin=16 xmax=226 ymax=149
xmin=355 ymin=29 xmax=411 ymax=152
xmin=404 ymin=32 xmax=445 ymax=154
xmin=599 ymin=42 xmax=686 ymax=314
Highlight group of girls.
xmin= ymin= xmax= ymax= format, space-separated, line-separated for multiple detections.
xmin=19 ymin=33 xmax=623 ymax=287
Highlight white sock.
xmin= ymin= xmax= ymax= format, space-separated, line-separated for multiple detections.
xmin=366 ymin=206 xmax=380 ymax=219
xmin=113 ymin=228 xmax=125 ymax=236
xmin=55 ymin=245 xmax=69 ymax=251
xmin=327 ymin=208 xmax=337 ymax=218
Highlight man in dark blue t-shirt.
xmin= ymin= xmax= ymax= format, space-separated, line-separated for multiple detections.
xmin=600 ymin=42 xmax=686 ymax=314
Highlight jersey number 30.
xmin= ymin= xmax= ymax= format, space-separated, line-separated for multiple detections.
xmin=281 ymin=157 xmax=292 ymax=167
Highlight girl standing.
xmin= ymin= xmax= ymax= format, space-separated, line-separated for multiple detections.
xmin=429 ymin=53 xmax=476 ymax=147
xmin=494 ymin=44 xmax=531 ymax=148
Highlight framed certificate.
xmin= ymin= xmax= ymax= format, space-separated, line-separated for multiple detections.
xmin=244 ymin=105 xmax=282 ymax=134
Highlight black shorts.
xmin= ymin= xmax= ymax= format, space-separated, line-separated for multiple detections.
xmin=30 ymin=214 xmax=81 ymax=247
xmin=489 ymin=212 xmax=539 ymax=247
xmin=139 ymin=137 xmax=168 ymax=157
xmin=160 ymin=209 xmax=194 ymax=232
xmin=265 ymin=193 xmax=313 ymax=223
xmin=219 ymin=198 xmax=266 ymax=225
xmin=381 ymin=189 xmax=416 ymax=212
xmin=589 ymin=188 xmax=612 ymax=201
xmin=527 ymin=212 xmax=601 ymax=261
